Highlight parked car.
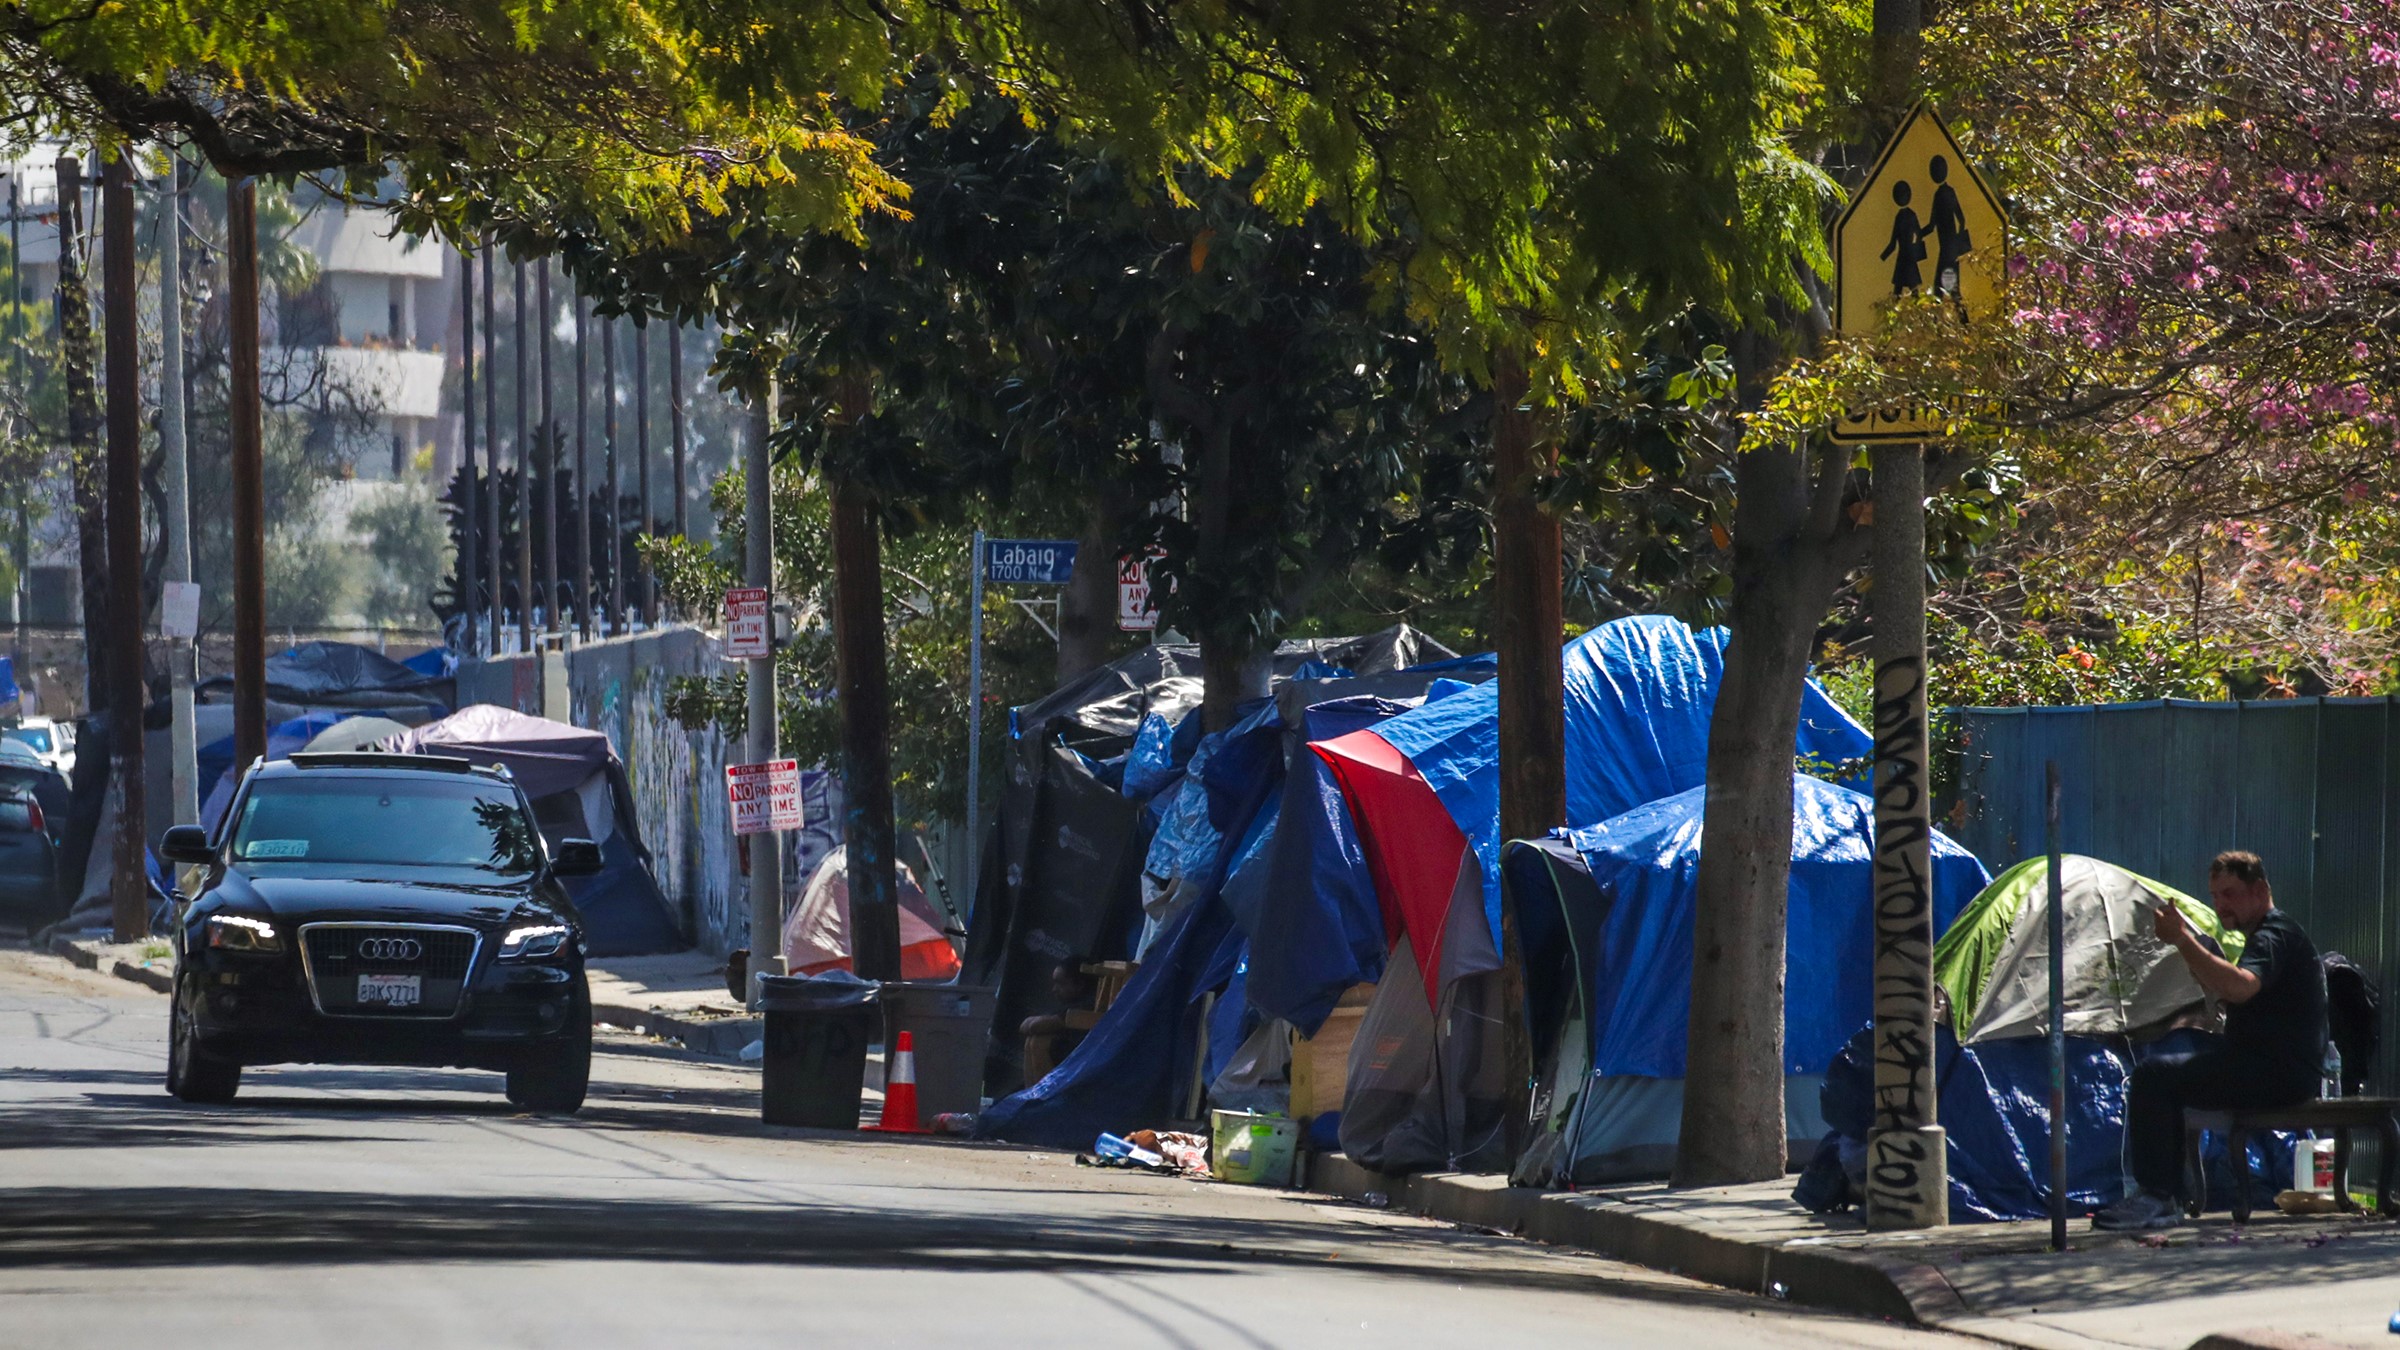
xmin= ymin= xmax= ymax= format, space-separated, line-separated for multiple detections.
xmin=0 ymin=740 xmax=70 ymax=845
xmin=0 ymin=785 xmax=58 ymax=921
xmin=3 ymin=716 xmax=74 ymax=781
xmin=162 ymin=752 xmax=604 ymax=1110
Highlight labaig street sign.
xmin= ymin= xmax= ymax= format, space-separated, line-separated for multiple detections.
xmin=1831 ymin=101 xmax=2008 ymax=444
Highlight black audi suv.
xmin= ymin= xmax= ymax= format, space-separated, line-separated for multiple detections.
xmin=163 ymin=752 xmax=602 ymax=1112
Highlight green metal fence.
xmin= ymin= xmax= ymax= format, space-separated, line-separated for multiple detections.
xmin=1954 ymin=698 xmax=2396 ymax=1091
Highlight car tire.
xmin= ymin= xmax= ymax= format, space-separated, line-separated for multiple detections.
xmin=168 ymin=978 xmax=241 ymax=1105
xmin=505 ymin=978 xmax=590 ymax=1114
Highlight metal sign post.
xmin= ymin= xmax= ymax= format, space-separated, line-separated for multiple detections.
xmin=2045 ymin=761 xmax=2068 ymax=1253
xmin=966 ymin=536 xmax=1078 ymax=910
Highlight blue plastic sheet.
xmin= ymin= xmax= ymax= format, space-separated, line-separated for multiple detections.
xmin=1819 ymin=1025 xmax=2295 ymax=1222
xmin=1242 ymin=697 xmax=1415 ymax=1033
xmin=1372 ymin=616 xmax=1872 ymax=946
xmin=1565 ymin=774 xmax=1988 ymax=1079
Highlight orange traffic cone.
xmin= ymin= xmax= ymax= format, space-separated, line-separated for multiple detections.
xmin=870 ymin=1030 xmax=923 ymax=1133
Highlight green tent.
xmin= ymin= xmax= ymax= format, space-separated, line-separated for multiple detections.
xmin=1934 ymin=855 xmax=2243 ymax=1043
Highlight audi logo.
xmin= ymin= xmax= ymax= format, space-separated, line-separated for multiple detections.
xmin=356 ymin=937 xmax=423 ymax=962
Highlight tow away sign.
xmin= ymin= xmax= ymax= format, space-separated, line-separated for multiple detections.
xmin=1116 ymin=553 xmax=1159 ymax=632
xmin=726 ymin=759 xmax=803 ymax=835
xmin=723 ymin=586 xmax=770 ymax=660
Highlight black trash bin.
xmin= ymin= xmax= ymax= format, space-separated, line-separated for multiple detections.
xmin=758 ymin=972 xmax=879 ymax=1129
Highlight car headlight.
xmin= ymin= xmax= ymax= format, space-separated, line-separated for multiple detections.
xmin=205 ymin=914 xmax=282 ymax=953
xmin=499 ymin=924 xmax=571 ymax=960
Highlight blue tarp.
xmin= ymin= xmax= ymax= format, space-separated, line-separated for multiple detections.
xmin=1564 ymin=775 xmax=1989 ymax=1079
xmin=1373 ymin=616 xmax=1873 ymax=945
xmin=1817 ymin=1025 xmax=2294 ymax=1221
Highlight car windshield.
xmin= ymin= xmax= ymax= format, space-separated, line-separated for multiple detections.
xmin=5 ymin=727 xmax=52 ymax=753
xmin=229 ymin=776 xmax=541 ymax=874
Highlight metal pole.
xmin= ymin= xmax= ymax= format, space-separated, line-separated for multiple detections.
xmin=604 ymin=315 xmax=621 ymax=632
xmin=513 ymin=257 xmax=531 ymax=653
xmin=636 ymin=320 xmax=653 ymax=626
xmin=1868 ymin=440 xmax=1946 ymax=1229
xmin=966 ymin=529 xmax=985 ymax=923
xmin=480 ymin=241 xmax=500 ymax=652
xmin=9 ymin=176 xmax=25 ymax=685
xmin=669 ymin=323 xmax=687 ymax=540
xmin=538 ymin=258 xmax=557 ymax=637
xmin=574 ymin=289 xmax=590 ymax=640
xmin=459 ymin=248 xmax=478 ymax=658
xmin=744 ymin=378 xmax=783 ymax=1003
xmin=101 ymin=153 xmax=145 ymax=943
xmin=226 ymin=178 xmax=267 ymax=772
xmin=160 ymin=150 xmax=196 ymax=827
xmin=2046 ymin=761 xmax=2068 ymax=1252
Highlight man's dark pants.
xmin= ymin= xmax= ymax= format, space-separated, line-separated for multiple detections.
xmin=2127 ymin=1047 xmax=2315 ymax=1197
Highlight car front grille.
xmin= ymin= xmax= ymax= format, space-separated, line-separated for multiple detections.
xmin=299 ymin=923 xmax=480 ymax=1018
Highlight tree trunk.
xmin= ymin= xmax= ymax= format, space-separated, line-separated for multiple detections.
xmin=1676 ymin=342 xmax=1850 ymax=1187
xmin=102 ymin=155 xmax=146 ymax=944
xmin=830 ymin=476 xmax=903 ymax=983
xmin=1490 ymin=349 xmax=1560 ymax=1161
xmin=1056 ymin=488 xmax=1126 ymax=684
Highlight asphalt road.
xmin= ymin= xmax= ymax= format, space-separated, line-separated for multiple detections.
xmin=0 ymin=941 xmax=1974 ymax=1349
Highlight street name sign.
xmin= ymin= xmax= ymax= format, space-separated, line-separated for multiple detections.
xmin=1117 ymin=553 xmax=1159 ymax=632
xmin=723 ymin=586 xmax=770 ymax=660
xmin=725 ymin=758 xmax=803 ymax=835
xmin=1830 ymin=101 xmax=2008 ymax=443
xmin=982 ymin=538 xmax=1078 ymax=585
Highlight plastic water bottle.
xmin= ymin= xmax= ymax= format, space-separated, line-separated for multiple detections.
xmin=2324 ymin=1043 xmax=2344 ymax=1100
xmin=1094 ymin=1132 xmax=1136 ymax=1160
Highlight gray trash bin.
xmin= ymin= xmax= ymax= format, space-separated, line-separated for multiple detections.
xmin=758 ymin=972 xmax=879 ymax=1129
xmin=879 ymin=982 xmax=997 ymax=1119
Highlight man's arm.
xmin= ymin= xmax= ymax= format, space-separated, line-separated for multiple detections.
xmin=2153 ymin=903 xmax=2264 ymax=1004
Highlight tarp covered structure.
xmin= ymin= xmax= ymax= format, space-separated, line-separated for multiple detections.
xmin=1507 ymin=776 xmax=1990 ymax=1185
xmin=964 ymin=626 xmax=1459 ymax=1097
xmin=198 ymin=640 xmax=453 ymax=711
xmin=1937 ymin=854 xmax=2240 ymax=1044
xmin=1313 ymin=615 xmax=1873 ymax=1007
xmin=972 ymin=646 xmax=1489 ymax=1145
xmin=390 ymin=705 xmax=683 ymax=956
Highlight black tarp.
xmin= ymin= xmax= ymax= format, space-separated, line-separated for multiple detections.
xmin=197 ymin=640 xmax=454 ymax=710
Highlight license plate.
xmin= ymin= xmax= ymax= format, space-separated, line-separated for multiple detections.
xmin=356 ymin=974 xmax=422 ymax=1008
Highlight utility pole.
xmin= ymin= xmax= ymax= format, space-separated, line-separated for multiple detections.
xmin=460 ymin=248 xmax=480 ymax=657
xmin=1489 ymin=350 xmax=1559 ymax=1160
xmin=636 ymin=321 xmax=653 ymax=626
xmin=743 ymin=380 xmax=783 ymax=1002
xmin=604 ymin=315 xmax=621 ymax=631
xmin=160 ymin=149 xmax=197 ymax=826
xmin=101 ymin=153 xmax=144 ymax=942
xmin=55 ymin=156 xmax=107 ymax=718
xmin=1868 ymin=441 xmax=1944 ymax=1228
xmin=831 ymin=472 xmax=902 ymax=983
xmin=8 ymin=176 xmax=26 ymax=684
xmin=538 ymin=258 xmax=557 ymax=637
xmin=965 ymin=528 xmax=985 ymax=914
xmin=574 ymin=289 xmax=590 ymax=640
xmin=668 ymin=324 xmax=687 ymax=541
xmin=480 ymin=241 xmax=500 ymax=651
xmin=513 ymin=257 xmax=532 ymax=653
xmin=226 ymin=178 xmax=267 ymax=770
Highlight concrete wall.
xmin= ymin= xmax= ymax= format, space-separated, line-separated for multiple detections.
xmin=455 ymin=625 xmax=845 ymax=958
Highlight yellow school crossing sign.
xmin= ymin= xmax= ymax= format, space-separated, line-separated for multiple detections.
xmin=1831 ymin=101 xmax=2007 ymax=443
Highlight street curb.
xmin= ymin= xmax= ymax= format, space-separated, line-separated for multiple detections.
xmin=591 ymin=1000 xmax=760 ymax=1061
xmin=1301 ymin=1154 xmax=1961 ymax=1328
xmin=45 ymin=934 xmax=172 ymax=993
xmin=2188 ymin=1333 xmax=2360 ymax=1350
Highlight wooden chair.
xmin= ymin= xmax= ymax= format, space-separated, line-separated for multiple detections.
xmin=1021 ymin=961 xmax=1138 ymax=1082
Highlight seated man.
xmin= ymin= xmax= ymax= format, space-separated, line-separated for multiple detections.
xmin=2095 ymin=850 xmax=2328 ymax=1231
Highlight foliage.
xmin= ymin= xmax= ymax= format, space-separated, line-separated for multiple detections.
xmin=354 ymin=485 xmax=449 ymax=627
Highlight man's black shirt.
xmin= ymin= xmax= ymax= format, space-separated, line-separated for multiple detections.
xmin=2224 ymin=908 xmax=2327 ymax=1078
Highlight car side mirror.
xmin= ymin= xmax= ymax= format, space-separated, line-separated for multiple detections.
xmin=551 ymin=838 xmax=604 ymax=878
xmin=161 ymin=824 xmax=214 ymax=866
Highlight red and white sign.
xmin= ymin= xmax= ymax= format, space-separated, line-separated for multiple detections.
xmin=726 ymin=759 xmax=803 ymax=836
xmin=1116 ymin=553 xmax=1159 ymax=632
xmin=723 ymin=586 xmax=770 ymax=660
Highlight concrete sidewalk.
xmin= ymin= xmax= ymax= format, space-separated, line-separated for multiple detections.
xmin=1303 ymin=1156 xmax=2400 ymax=1349
xmin=583 ymin=949 xmax=762 ymax=1059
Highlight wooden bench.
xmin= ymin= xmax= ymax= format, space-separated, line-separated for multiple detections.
xmin=2182 ymin=1098 xmax=2400 ymax=1222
